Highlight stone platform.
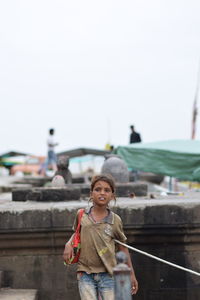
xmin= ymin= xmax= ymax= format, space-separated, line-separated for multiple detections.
xmin=11 ymin=182 xmax=148 ymax=202
xmin=0 ymin=192 xmax=200 ymax=300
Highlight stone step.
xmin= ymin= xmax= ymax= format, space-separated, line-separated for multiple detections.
xmin=0 ymin=271 xmax=3 ymax=288
xmin=0 ymin=288 xmax=38 ymax=300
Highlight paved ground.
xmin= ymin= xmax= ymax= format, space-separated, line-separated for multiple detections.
xmin=0 ymin=288 xmax=37 ymax=300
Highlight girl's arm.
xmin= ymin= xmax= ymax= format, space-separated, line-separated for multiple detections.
xmin=63 ymin=233 xmax=75 ymax=263
xmin=118 ymin=244 xmax=138 ymax=295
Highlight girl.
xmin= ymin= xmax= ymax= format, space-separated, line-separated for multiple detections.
xmin=63 ymin=174 xmax=138 ymax=300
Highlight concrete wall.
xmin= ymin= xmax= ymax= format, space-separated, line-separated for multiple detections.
xmin=0 ymin=196 xmax=200 ymax=299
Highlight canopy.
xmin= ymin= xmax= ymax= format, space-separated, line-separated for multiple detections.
xmin=115 ymin=140 xmax=200 ymax=181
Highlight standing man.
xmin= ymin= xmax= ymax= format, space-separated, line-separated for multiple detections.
xmin=45 ymin=128 xmax=59 ymax=174
xmin=130 ymin=125 xmax=142 ymax=144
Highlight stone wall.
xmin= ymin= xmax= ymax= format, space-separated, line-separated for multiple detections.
xmin=0 ymin=196 xmax=200 ymax=299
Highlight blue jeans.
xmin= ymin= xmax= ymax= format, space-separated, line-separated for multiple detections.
xmin=77 ymin=272 xmax=114 ymax=300
xmin=44 ymin=150 xmax=57 ymax=171
xmin=47 ymin=150 xmax=57 ymax=165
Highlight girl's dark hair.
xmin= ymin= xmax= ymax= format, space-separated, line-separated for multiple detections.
xmin=90 ymin=174 xmax=116 ymax=193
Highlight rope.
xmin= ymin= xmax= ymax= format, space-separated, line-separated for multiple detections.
xmin=115 ymin=239 xmax=200 ymax=277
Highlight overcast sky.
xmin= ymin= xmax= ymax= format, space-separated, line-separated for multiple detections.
xmin=0 ymin=0 xmax=200 ymax=156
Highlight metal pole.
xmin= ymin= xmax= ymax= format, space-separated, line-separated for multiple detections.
xmin=169 ymin=176 xmax=172 ymax=192
xmin=113 ymin=251 xmax=132 ymax=300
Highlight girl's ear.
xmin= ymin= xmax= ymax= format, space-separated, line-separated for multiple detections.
xmin=111 ymin=193 xmax=116 ymax=205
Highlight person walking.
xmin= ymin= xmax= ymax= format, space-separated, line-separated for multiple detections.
xmin=129 ymin=125 xmax=141 ymax=144
xmin=63 ymin=174 xmax=138 ymax=300
xmin=45 ymin=128 xmax=59 ymax=174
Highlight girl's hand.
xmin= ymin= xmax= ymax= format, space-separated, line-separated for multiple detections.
xmin=63 ymin=242 xmax=74 ymax=264
xmin=130 ymin=273 xmax=138 ymax=295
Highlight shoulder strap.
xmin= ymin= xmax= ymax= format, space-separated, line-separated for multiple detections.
xmin=76 ymin=209 xmax=84 ymax=233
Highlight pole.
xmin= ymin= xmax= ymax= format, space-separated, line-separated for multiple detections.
xmin=169 ymin=176 xmax=172 ymax=192
xmin=191 ymin=61 xmax=200 ymax=139
xmin=113 ymin=251 xmax=132 ymax=300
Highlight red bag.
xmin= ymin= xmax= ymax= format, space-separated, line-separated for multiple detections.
xmin=69 ymin=209 xmax=84 ymax=264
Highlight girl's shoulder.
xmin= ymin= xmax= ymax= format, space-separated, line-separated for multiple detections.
xmin=111 ymin=211 xmax=123 ymax=224
xmin=75 ymin=208 xmax=85 ymax=219
xmin=77 ymin=208 xmax=85 ymax=214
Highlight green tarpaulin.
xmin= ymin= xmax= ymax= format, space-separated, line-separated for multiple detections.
xmin=115 ymin=140 xmax=200 ymax=181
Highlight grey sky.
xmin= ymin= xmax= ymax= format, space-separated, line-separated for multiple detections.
xmin=0 ymin=0 xmax=200 ymax=155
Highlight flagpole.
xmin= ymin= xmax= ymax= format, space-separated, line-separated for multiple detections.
xmin=191 ymin=62 xmax=200 ymax=140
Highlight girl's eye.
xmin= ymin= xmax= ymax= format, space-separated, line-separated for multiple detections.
xmin=94 ymin=187 xmax=111 ymax=193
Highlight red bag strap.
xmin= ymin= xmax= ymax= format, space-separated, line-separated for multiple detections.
xmin=75 ymin=209 xmax=84 ymax=233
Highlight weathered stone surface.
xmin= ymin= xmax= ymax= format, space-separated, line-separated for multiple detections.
xmin=0 ymin=185 xmax=32 ymax=194
xmin=1 ymin=195 xmax=200 ymax=300
xmin=14 ymin=175 xmax=86 ymax=186
xmin=0 ymin=210 xmax=52 ymax=231
xmin=72 ymin=183 xmax=90 ymax=197
xmin=12 ymin=187 xmax=81 ymax=202
xmin=51 ymin=175 xmax=66 ymax=187
xmin=0 ymin=288 xmax=38 ymax=300
xmin=12 ymin=189 xmax=32 ymax=202
xmin=11 ymin=182 xmax=147 ymax=202
xmin=0 ymin=270 xmax=3 ymax=288
xmin=72 ymin=176 xmax=85 ymax=183
xmin=54 ymin=156 xmax=72 ymax=184
xmin=116 ymin=182 xmax=147 ymax=197
xmin=13 ymin=176 xmax=51 ymax=187
xmin=101 ymin=155 xmax=129 ymax=183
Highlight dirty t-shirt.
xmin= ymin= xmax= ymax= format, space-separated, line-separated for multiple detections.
xmin=73 ymin=207 xmax=127 ymax=276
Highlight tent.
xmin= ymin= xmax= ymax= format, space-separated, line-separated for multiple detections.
xmin=115 ymin=140 xmax=200 ymax=182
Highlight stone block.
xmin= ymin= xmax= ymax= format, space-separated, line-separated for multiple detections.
xmin=116 ymin=182 xmax=148 ymax=197
xmin=0 ymin=288 xmax=38 ymax=300
xmin=12 ymin=189 xmax=32 ymax=201
xmin=12 ymin=187 xmax=81 ymax=202
xmin=72 ymin=176 xmax=85 ymax=183
xmin=0 ymin=210 xmax=52 ymax=230
xmin=0 ymin=270 xmax=4 ymax=288
xmin=52 ymin=208 xmax=77 ymax=229
xmin=71 ymin=183 xmax=90 ymax=197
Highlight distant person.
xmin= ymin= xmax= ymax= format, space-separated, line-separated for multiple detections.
xmin=109 ymin=145 xmax=114 ymax=152
xmin=129 ymin=125 xmax=141 ymax=144
xmin=45 ymin=128 xmax=59 ymax=174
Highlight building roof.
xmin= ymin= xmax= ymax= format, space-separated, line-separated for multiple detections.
xmin=0 ymin=151 xmax=29 ymax=158
xmin=57 ymin=147 xmax=110 ymax=158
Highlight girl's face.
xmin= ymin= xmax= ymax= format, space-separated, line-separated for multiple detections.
xmin=91 ymin=180 xmax=114 ymax=207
